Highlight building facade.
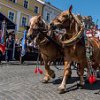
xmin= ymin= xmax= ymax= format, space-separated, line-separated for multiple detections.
xmin=43 ymin=2 xmax=62 ymax=23
xmin=0 ymin=0 xmax=44 ymax=34
xmin=0 ymin=0 xmax=62 ymax=38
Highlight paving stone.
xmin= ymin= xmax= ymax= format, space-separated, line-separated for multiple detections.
xmin=0 ymin=61 xmax=99 ymax=100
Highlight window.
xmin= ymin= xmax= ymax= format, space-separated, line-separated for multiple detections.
xmin=22 ymin=17 xmax=27 ymax=26
xmin=34 ymin=6 xmax=39 ymax=14
xmin=24 ymin=0 xmax=28 ymax=9
xmin=46 ymin=12 xmax=50 ymax=22
xmin=8 ymin=11 xmax=15 ymax=21
xmin=9 ymin=0 xmax=17 ymax=3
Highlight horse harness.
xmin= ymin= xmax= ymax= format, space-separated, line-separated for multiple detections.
xmin=35 ymin=28 xmax=64 ymax=58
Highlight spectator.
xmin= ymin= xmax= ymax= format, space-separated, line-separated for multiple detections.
xmin=0 ymin=51 xmax=2 ymax=64
xmin=0 ymin=31 xmax=1 ymax=43
xmin=6 ymin=35 xmax=14 ymax=62
xmin=95 ymin=29 xmax=100 ymax=40
xmin=86 ymin=29 xmax=93 ymax=37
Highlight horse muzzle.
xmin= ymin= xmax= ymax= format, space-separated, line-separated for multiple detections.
xmin=50 ymin=23 xmax=58 ymax=30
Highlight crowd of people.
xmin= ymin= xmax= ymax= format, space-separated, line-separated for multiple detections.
xmin=0 ymin=23 xmax=100 ymax=64
xmin=86 ymin=25 xmax=100 ymax=40
xmin=0 ymin=30 xmax=15 ymax=64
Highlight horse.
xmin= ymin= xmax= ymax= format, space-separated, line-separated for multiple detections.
xmin=27 ymin=12 xmax=85 ymax=93
xmin=27 ymin=15 xmax=69 ymax=84
xmin=87 ymin=37 xmax=100 ymax=76
xmin=50 ymin=5 xmax=100 ymax=91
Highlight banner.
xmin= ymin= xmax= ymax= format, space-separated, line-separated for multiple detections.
xmin=21 ymin=30 xmax=27 ymax=57
xmin=0 ymin=21 xmax=6 ymax=54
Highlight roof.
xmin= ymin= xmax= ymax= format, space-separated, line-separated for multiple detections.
xmin=36 ymin=0 xmax=45 ymax=4
xmin=0 ymin=12 xmax=16 ymax=30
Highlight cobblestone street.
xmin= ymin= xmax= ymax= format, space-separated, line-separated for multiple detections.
xmin=0 ymin=61 xmax=100 ymax=100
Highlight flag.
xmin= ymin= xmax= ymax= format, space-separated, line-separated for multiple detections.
xmin=0 ymin=26 xmax=6 ymax=54
xmin=96 ymin=25 xmax=98 ymax=29
xmin=96 ymin=19 xmax=99 ymax=25
xmin=0 ymin=43 xmax=5 ymax=54
xmin=21 ymin=30 xmax=27 ymax=57
xmin=0 ymin=25 xmax=5 ymax=44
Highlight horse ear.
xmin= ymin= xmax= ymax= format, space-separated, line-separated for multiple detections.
xmin=38 ymin=14 xmax=42 ymax=20
xmin=69 ymin=5 xmax=73 ymax=13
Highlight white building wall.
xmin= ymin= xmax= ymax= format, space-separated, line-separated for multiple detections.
xmin=43 ymin=2 xmax=61 ymax=23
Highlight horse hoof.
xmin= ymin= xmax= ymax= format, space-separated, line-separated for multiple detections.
xmin=77 ymin=83 xmax=84 ymax=89
xmin=52 ymin=73 xmax=56 ymax=79
xmin=57 ymin=88 xmax=65 ymax=94
xmin=41 ymin=79 xmax=49 ymax=83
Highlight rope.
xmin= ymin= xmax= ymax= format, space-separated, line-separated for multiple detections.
xmin=34 ymin=49 xmax=43 ymax=74
xmin=36 ymin=49 xmax=40 ymax=68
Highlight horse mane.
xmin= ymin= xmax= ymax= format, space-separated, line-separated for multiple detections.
xmin=72 ymin=14 xmax=82 ymax=26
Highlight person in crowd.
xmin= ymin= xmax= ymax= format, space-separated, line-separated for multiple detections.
xmin=86 ymin=25 xmax=97 ymax=37
xmin=86 ymin=29 xmax=93 ymax=37
xmin=0 ymin=31 xmax=1 ymax=43
xmin=6 ymin=34 xmax=14 ymax=62
xmin=15 ymin=37 xmax=20 ymax=46
xmin=95 ymin=29 xmax=100 ymax=40
xmin=0 ymin=51 xmax=2 ymax=64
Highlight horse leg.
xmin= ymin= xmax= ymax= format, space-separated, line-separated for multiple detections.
xmin=42 ymin=61 xmax=55 ymax=83
xmin=58 ymin=60 xmax=71 ymax=93
xmin=77 ymin=61 xmax=85 ymax=88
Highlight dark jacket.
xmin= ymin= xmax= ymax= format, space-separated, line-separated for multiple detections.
xmin=6 ymin=38 xmax=14 ymax=50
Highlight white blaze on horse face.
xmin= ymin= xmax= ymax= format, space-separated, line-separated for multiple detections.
xmin=30 ymin=16 xmax=38 ymax=29
xmin=52 ymin=11 xmax=70 ymax=27
xmin=27 ymin=16 xmax=39 ymax=36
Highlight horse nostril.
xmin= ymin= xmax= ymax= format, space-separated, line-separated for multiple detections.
xmin=50 ymin=23 xmax=53 ymax=26
xmin=50 ymin=23 xmax=54 ymax=28
xmin=50 ymin=23 xmax=56 ymax=30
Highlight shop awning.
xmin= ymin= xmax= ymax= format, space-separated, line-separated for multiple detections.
xmin=0 ymin=12 xmax=16 ymax=30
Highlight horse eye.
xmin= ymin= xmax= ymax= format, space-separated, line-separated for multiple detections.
xmin=38 ymin=22 xmax=42 ymax=26
xmin=29 ymin=23 xmax=31 ymax=26
xmin=67 ymin=15 xmax=70 ymax=18
xmin=63 ymin=15 xmax=69 ymax=18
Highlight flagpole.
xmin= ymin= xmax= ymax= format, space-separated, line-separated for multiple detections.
xmin=96 ymin=19 xmax=99 ymax=25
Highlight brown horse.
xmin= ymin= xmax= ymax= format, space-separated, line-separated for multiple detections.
xmin=87 ymin=37 xmax=100 ymax=71
xmin=50 ymin=5 xmax=100 ymax=91
xmin=27 ymin=15 xmax=66 ymax=83
xmin=27 ymin=12 xmax=87 ymax=92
